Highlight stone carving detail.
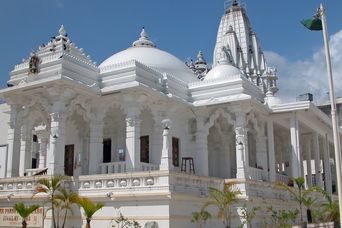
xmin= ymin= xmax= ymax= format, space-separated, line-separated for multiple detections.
xmin=83 ymin=182 xmax=90 ymax=188
xmin=119 ymin=179 xmax=127 ymax=187
xmin=107 ymin=180 xmax=114 ymax=187
xmin=186 ymin=51 xmax=211 ymax=80
xmin=95 ymin=181 xmax=102 ymax=188
xmin=146 ymin=178 xmax=154 ymax=186
xmin=132 ymin=179 xmax=140 ymax=186
xmin=161 ymin=118 xmax=172 ymax=130
xmin=125 ymin=116 xmax=141 ymax=128
xmin=28 ymin=53 xmax=40 ymax=74
xmin=144 ymin=221 xmax=159 ymax=228
xmin=235 ymin=126 xmax=247 ymax=145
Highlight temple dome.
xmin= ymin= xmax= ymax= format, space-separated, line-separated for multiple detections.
xmin=99 ymin=29 xmax=196 ymax=83
xmin=204 ymin=59 xmax=243 ymax=81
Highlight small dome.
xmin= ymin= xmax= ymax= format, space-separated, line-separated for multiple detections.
xmin=204 ymin=60 xmax=243 ymax=81
xmin=99 ymin=29 xmax=196 ymax=83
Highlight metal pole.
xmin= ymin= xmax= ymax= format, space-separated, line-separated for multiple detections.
xmin=320 ymin=4 xmax=342 ymax=225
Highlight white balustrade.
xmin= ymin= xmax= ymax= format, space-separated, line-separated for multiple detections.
xmin=100 ymin=162 xmax=126 ymax=174
xmin=247 ymin=167 xmax=268 ymax=181
xmin=275 ymin=173 xmax=290 ymax=185
xmin=141 ymin=162 xmax=159 ymax=171
xmin=100 ymin=162 xmax=159 ymax=174
xmin=25 ymin=168 xmax=48 ymax=176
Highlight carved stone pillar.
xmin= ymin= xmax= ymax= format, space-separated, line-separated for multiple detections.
xmin=313 ymin=132 xmax=322 ymax=187
xmin=256 ymin=135 xmax=268 ymax=171
xmin=160 ymin=119 xmax=172 ymax=171
xmin=152 ymin=112 xmax=163 ymax=167
xmin=323 ymin=136 xmax=332 ymax=193
xmin=35 ymin=126 xmax=49 ymax=169
xmin=267 ymin=120 xmax=276 ymax=182
xmin=48 ymin=112 xmax=66 ymax=175
xmin=89 ymin=119 xmax=104 ymax=174
xmin=125 ymin=116 xmax=141 ymax=171
xmin=195 ymin=117 xmax=209 ymax=176
xmin=305 ymin=135 xmax=313 ymax=188
xmin=19 ymin=125 xmax=32 ymax=176
xmin=235 ymin=114 xmax=248 ymax=179
xmin=38 ymin=138 xmax=49 ymax=169
xmin=6 ymin=105 xmax=21 ymax=177
xmin=290 ymin=112 xmax=301 ymax=178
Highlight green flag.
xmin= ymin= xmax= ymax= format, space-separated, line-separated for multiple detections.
xmin=301 ymin=17 xmax=322 ymax=31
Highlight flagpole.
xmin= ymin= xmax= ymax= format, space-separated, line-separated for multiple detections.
xmin=319 ymin=3 xmax=342 ymax=224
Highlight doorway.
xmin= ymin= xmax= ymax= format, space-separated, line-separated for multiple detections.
xmin=64 ymin=145 xmax=74 ymax=176
xmin=103 ymin=139 xmax=111 ymax=163
xmin=140 ymin=136 xmax=149 ymax=163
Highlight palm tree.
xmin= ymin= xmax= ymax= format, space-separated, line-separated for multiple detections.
xmin=277 ymin=177 xmax=319 ymax=224
xmin=54 ymin=188 xmax=79 ymax=228
xmin=77 ymin=197 xmax=104 ymax=228
xmin=191 ymin=209 xmax=211 ymax=228
xmin=14 ymin=203 xmax=40 ymax=228
xmin=317 ymin=188 xmax=339 ymax=224
xmin=32 ymin=175 xmax=66 ymax=228
xmin=203 ymin=182 xmax=241 ymax=228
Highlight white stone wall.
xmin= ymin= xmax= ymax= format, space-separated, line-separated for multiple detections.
xmin=0 ymin=104 xmax=9 ymax=145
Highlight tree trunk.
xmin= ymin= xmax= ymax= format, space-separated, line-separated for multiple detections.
xmin=22 ymin=220 xmax=27 ymax=228
xmin=61 ymin=210 xmax=68 ymax=228
xmin=86 ymin=218 xmax=91 ymax=228
xmin=52 ymin=204 xmax=56 ymax=228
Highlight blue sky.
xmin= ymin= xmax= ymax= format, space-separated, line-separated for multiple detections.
xmin=0 ymin=0 xmax=341 ymax=101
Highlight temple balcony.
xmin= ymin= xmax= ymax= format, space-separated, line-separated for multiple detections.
xmin=99 ymin=161 xmax=159 ymax=174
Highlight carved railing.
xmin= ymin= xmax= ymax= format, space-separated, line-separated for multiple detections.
xmin=247 ymin=167 xmax=268 ymax=181
xmin=141 ymin=162 xmax=159 ymax=171
xmin=100 ymin=162 xmax=126 ymax=174
xmin=0 ymin=171 xmax=223 ymax=199
xmin=25 ymin=168 xmax=48 ymax=176
xmin=275 ymin=173 xmax=290 ymax=185
xmin=77 ymin=171 xmax=223 ymax=197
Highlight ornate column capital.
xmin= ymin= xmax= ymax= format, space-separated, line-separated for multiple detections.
xmin=161 ymin=118 xmax=172 ymax=130
xmin=35 ymin=125 xmax=49 ymax=140
xmin=126 ymin=117 xmax=141 ymax=128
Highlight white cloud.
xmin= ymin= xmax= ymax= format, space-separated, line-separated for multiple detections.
xmin=265 ymin=29 xmax=342 ymax=103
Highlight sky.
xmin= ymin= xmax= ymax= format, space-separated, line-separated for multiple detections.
xmin=0 ymin=0 xmax=341 ymax=103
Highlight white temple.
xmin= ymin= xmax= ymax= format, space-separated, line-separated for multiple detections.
xmin=0 ymin=1 xmax=337 ymax=227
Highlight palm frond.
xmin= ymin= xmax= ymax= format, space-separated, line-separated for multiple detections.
xmin=14 ymin=203 xmax=40 ymax=219
xmin=78 ymin=197 xmax=104 ymax=219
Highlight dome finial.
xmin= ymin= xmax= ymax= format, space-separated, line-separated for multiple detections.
xmin=132 ymin=27 xmax=156 ymax=48
xmin=59 ymin=25 xmax=66 ymax=36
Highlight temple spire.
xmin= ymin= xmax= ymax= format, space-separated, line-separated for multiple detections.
xmin=58 ymin=25 xmax=66 ymax=37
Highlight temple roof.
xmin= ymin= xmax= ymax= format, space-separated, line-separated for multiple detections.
xmin=99 ymin=28 xmax=197 ymax=83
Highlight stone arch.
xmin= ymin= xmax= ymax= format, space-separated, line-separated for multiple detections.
xmin=139 ymin=107 xmax=155 ymax=164
xmin=246 ymin=112 xmax=265 ymax=169
xmin=246 ymin=111 xmax=261 ymax=134
xmin=64 ymin=96 xmax=94 ymax=123
xmin=103 ymin=104 xmax=127 ymax=163
xmin=15 ymin=105 xmax=50 ymax=172
xmin=63 ymin=102 xmax=91 ymax=176
xmin=205 ymin=108 xmax=235 ymax=133
xmin=207 ymin=109 xmax=236 ymax=179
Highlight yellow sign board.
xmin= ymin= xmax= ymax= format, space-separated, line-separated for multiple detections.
xmin=0 ymin=207 xmax=43 ymax=227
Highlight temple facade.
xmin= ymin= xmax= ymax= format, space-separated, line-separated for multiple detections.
xmin=0 ymin=1 xmax=337 ymax=227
